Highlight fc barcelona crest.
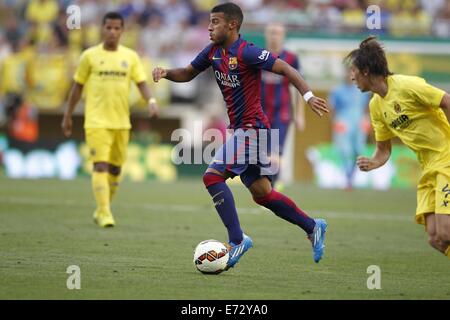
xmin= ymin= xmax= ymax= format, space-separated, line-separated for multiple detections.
xmin=229 ymin=57 xmax=238 ymax=70
xmin=394 ymin=102 xmax=401 ymax=114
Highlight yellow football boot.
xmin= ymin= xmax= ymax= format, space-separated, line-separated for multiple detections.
xmin=93 ymin=210 xmax=115 ymax=228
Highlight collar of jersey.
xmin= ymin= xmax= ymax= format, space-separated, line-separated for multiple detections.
xmin=221 ymin=34 xmax=243 ymax=55
xmin=100 ymin=43 xmax=121 ymax=52
xmin=382 ymin=75 xmax=394 ymax=100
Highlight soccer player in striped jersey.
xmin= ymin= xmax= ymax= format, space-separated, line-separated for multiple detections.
xmin=153 ymin=3 xmax=329 ymax=268
xmin=261 ymin=23 xmax=305 ymax=189
xmin=348 ymin=36 xmax=450 ymax=259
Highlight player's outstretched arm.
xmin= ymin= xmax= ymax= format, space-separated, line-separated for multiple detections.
xmin=61 ymin=82 xmax=83 ymax=137
xmin=289 ymin=86 xmax=305 ymax=131
xmin=294 ymin=95 xmax=306 ymax=131
xmin=440 ymin=93 xmax=450 ymax=123
xmin=357 ymin=139 xmax=392 ymax=172
xmin=271 ymin=59 xmax=329 ymax=117
xmin=152 ymin=64 xmax=201 ymax=83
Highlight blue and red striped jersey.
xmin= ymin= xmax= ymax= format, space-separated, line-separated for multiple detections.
xmin=261 ymin=50 xmax=300 ymax=124
xmin=191 ymin=36 xmax=277 ymax=129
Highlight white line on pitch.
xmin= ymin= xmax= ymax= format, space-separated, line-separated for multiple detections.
xmin=0 ymin=196 xmax=412 ymax=221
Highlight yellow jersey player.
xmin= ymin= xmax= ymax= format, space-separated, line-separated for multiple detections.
xmin=347 ymin=36 xmax=450 ymax=259
xmin=62 ymin=12 xmax=159 ymax=228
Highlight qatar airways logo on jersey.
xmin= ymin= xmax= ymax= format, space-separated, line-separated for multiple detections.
xmin=214 ymin=71 xmax=240 ymax=88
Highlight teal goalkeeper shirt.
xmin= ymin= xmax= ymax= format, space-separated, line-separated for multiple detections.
xmin=329 ymin=83 xmax=370 ymax=126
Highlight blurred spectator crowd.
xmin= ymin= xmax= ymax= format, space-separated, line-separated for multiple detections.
xmin=244 ymin=0 xmax=450 ymax=38
xmin=0 ymin=0 xmax=449 ymax=121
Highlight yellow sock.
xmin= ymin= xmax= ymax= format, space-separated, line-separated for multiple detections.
xmin=108 ymin=173 xmax=120 ymax=201
xmin=445 ymin=246 xmax=450 ymax=259
xmin=92 ymin=172 xmax=110 ymax=213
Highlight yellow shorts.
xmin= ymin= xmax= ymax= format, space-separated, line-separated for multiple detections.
xmin=85 ymin=128 xmax=129 ymax=167
xmin=416 ymin=166 xmax=450 ymax=225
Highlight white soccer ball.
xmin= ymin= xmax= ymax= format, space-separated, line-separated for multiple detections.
xmin=193 ymin=239 xmax=229 ymax=274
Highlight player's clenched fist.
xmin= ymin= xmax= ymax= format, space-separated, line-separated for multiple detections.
xmin=356 ymin=156 xmax=374 ymax=172
xmin=61 ymin=115 xmax=72 ymax=137
xmin=152 ymin=67 xmax=167 ymax=82
xmin=308 ymin=96 xmax=329 ymax=117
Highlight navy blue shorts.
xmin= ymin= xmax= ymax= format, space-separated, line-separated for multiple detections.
xmin=208 ymin=128 xmax=279 ymax=188
xmin=270 ymin=120 xmax=290 ymax=155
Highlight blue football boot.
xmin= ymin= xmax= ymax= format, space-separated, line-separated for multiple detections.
xmin=308 ymin=218 xmax=327 ymax=263
xmin=225 ymin=233 xmax=253 ymax=270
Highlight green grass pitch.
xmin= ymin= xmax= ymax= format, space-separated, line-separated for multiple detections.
xmin=1 ymin=178 xmax=449 ymax=299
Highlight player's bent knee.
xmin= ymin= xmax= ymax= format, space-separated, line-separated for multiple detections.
xmin=252 ymin=189 xmax=274 ymax=206
xmin=436 ymin=230 xmax=450 ymax=243
xmin=249 ymin=178 xmax=272 ymax=199
xmin=109 ymin=165 xmax=121 ymax=176
xmin=428 ymin=236 xmax=440 ymax=249
xmin=93 ymin=162 xmax=109 ymax=172
xmin=252 ymin=189 xmax=271 ymax=201
xmin=203 ymin=172 xmax=225 ymax=188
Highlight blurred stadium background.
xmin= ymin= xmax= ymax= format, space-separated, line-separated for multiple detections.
xmin=0 ymin=0 xmax=450 ymax=189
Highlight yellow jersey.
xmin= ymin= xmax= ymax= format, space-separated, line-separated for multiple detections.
xmin=25 ymin=0 xmax=59 ymax=24
xmin=0 ymin=52 xmax=28 ymax=95
xmin=74 ymin=44 xmax=147 ymax=129
xmin=29 ymin=51 xmax=70 ymax=109
xmin=370 ymin=74 xmax=449 ymax=171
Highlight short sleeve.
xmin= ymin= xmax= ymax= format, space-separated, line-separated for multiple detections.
xmin=408 ymin=77 xmax=446 ymax=110
xmin=291 ymin=55 xmax=300 ymax=71
xmin=131 ymin=52 xmax=147 ymax=83
xmin=294 ymin=55 xmax=305 ymax=77
xmin=242 ymin=44 xmax=277 ymax=71
xmin=369 ymin=99 xmax=396 ymax=141
xmin=190 ymin=44 xmax=213 ymax=72
xmin=73 ymin=51 xmax=91 ymax=85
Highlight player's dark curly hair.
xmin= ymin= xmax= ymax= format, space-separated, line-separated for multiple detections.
xmin=211 ymin=2 xmax=243 ymax=31
xmin=102 ymin=12 xmax=124 ymax=27
xmin=345 ymin=36 xmax=393 ymax=77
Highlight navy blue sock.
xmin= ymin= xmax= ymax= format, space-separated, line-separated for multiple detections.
xmin=254 ymin=189 xmax=316 ymax=234
xmin=203 ymin=173 xmax=243 ymax=244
